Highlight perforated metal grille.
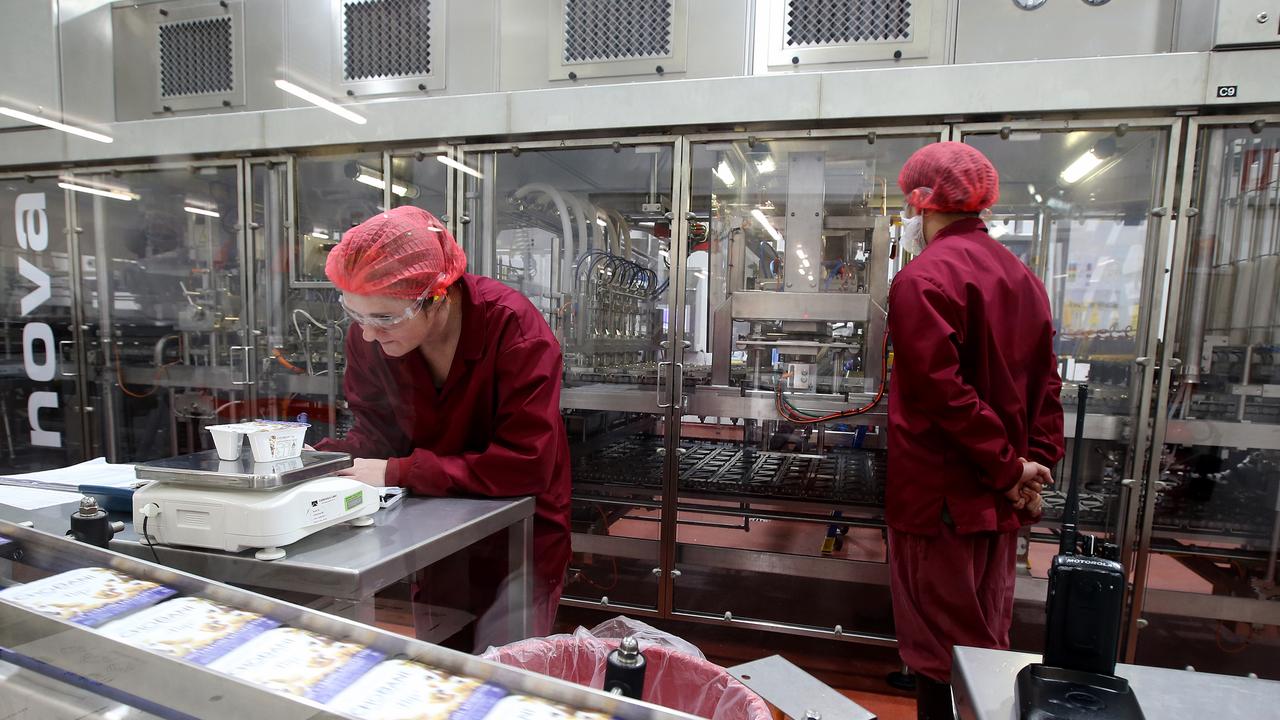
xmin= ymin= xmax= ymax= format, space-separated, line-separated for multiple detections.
xmin=158 ymin=17 xmax=234 ymax=97
xmin=786 ymin=0 xmax=912 ymax=47
xmin=343 ymin=0 xmax=432 ymax=81
xmin=563 ymin=0 xmax=672 ymax=64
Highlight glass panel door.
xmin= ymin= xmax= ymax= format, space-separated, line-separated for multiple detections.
xmin=1132 ymin=121 xmax=1280 ymax=676
xmin=671 ymin=131 xmax=935 ymax=638
xmin=963 ymin=122 xmax=1176 ymax=651
xmin=460 ymin=141 xmax=680 ymax=611
xmin=70 ymin=164 xmax=247 ymax=462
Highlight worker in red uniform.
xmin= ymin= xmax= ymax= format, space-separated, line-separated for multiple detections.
xmin=317 ymin=206 xmax=571 ymax=645
xmin=887 ymin=143 xmax=1064 ymax=720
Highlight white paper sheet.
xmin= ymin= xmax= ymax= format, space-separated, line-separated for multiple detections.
xmin=0 ymin=458 xmax=139 ymax=510
xmin=3 ymin=457 xmax=139 ymax=488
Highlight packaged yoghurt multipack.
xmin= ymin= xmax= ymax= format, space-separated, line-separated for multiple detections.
xmin=97 ymin=596 xmax=280 ymax=664
xmin=327 ymin=658 xmax=485 ymax=720
xmin=0 ymin=567 xmax=176 ymax=627
xmin=207 ymin=627 xmax=384 ymax=703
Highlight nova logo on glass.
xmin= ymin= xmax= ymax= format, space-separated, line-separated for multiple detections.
xmin=14 ymin=192 xmax=62 ymax=448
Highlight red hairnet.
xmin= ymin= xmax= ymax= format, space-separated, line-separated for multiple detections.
xmin=898 ymin=142 xmax=1000 ymax=213
xmin=325 ymin=206 xmax=467 ymax=299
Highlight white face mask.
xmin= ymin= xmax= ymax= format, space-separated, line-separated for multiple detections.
xmin=901 ymin=214 xmax=925 ymax=256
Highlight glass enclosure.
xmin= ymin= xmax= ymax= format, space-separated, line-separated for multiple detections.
xmin=68 ymin=165 xmax=248 ymax=462
xmin=462 ymin=142 xmax=679 ymax=612
xmin=1 ymin=119 xmax=1274 ymax=674
xmin=0 ymin=176 xmax=88 ymax=470
xmin=964 ymin=126 xmax=1171 ymax=547
xmin=963 ymin=123 xmax=1175 ymax=652
xmin=669 ymin=133 xmax=934 ymax=636
xmin=1132 ymin=121 xmax=1280 ymax=676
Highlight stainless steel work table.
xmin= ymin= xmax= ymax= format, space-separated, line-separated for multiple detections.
xmin=952 ymin=646 xmax=1280 ymax=720
xmin=0 ymin=495 xmax=536 ymax=646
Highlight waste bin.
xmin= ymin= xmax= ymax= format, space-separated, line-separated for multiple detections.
xmin=483 ymin=620 xmax=772 ymax=720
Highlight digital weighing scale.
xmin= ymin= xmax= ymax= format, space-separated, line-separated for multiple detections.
xmin=132 ymin=450 xmax=379 ymax=560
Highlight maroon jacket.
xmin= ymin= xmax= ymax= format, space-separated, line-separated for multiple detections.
xmin=887 ymin=219 xmax=1064 ymax=536
xmin=317 ymin=273 xmax=572 ymax=590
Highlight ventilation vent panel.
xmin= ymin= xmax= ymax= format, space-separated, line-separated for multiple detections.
xmin=563 ymin=0 xmax=674 ymax=64
xmin=158 ymin=16 xmax=234 ymax=97
xmin=343 ymin=0 xmax=432 ymax=81
xmin=785 ymin=0 xmax=912 ymax=47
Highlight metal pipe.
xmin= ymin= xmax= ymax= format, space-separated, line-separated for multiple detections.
xmin=91 ymin=192 xmax=119 ymax=463
xmin=512 ymin=183 xmax=575 ymax=305
xmin=1181 ymin=130 xmax=1227 ymax=382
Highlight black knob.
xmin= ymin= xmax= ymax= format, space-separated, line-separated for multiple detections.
xmin=568 ymin=71 xmax=578 ymax=81
xmin=655 ymin=65 xmax=664 ymax=75
xmin=894 ymin=50 xmax=903 ymax=60
xmin=791 ymin=56 xmax=800 ymax=65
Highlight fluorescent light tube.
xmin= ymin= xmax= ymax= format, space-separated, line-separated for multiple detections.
xmin=275 ymin=79 xmax=367 ymax=125
xmin=437 ymin=156 xmax=484 ymax=180
xmin=1060 ymin=149 xmax=1104 ymax=185
xmin=0 ymin=106 xmax=112 ymax=143
xmin=750 ymin=208 xmax=783 ymax=243
xmin=58 ymin=181 xmax=135 ymax=201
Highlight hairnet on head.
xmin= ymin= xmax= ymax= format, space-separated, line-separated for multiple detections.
xmin=325 ymin=206 xmax=467 ymax=299
xmin=898 ymin=142 xmax=1000 ymax=213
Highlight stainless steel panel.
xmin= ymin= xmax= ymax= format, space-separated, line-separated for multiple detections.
xmin=952 ymin=646 xmax=1280 ymax=720
xmin=507 ymin=72 xmax=822 ymax=134
xmin=955 ymin=0 xmax=1175 ymax=64
xmin=1214 ymin=1 xmax=1280 ymax=48
xmin=11 ymin=496 xmax=533 ymax=601
xmin=1142 ymin=588 xmax=1280 ymax=627
xmin=1165 ymin=418 xmax=1280 ymax=450
xmin=1206 ymin=49 xmax=1280 ymax=105
xmin=56 ymin=0 xmax=117 ymax=134
xmin=728 ymin=655 xmax=875 ymax=720
xmin=819 ymin=53 xmax=1209 ymax=119
xmin=731 ymin=291 xmax=870 ymax=323
xmin=260 ymin=92 xmax=510 ymax=150
xmin=134 ymin=449 xmax=352 ymax=489
xmin=0 ymin=0 xmax=61 ymax=131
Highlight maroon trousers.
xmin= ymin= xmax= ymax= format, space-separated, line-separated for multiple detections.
xmin=889 ymin=523 xmax=1018 ymax=683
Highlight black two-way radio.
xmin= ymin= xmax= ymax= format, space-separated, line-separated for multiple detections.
xmin=1015 ymin=384 xmax=1144 ymax=720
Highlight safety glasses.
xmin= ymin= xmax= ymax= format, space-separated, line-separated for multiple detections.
xmin=339 ymin=291 xmax=445 ymax=329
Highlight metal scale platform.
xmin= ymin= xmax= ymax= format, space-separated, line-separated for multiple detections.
xmin=132 ymin=450 xmax=377 ymax=560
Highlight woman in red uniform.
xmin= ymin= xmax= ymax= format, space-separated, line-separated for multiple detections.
xmin=316 ymin=206 xmax=571 ymax=643
xmin=887 ymin=143 xmax=1064 ymax=719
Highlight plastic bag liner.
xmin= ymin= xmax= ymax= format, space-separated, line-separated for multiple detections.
xmin=482 ymin=618 xmax=771 ymax=720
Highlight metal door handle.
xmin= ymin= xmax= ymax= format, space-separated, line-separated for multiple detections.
xmin=231 ymin=346 xmax=255 ymax=386
xmin=674 ymin=362 xmax=685 ymax=410
xmin=59 ymin=340 xmax=78 ymax=378
xmin=657 ymin=361 xmax=672 ymax=408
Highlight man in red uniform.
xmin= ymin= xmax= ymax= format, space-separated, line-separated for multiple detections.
xmin=317 ymin=206 xmax=572 ymax=645
xmin=887 ymin=143 xmax=1064 ymax=719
